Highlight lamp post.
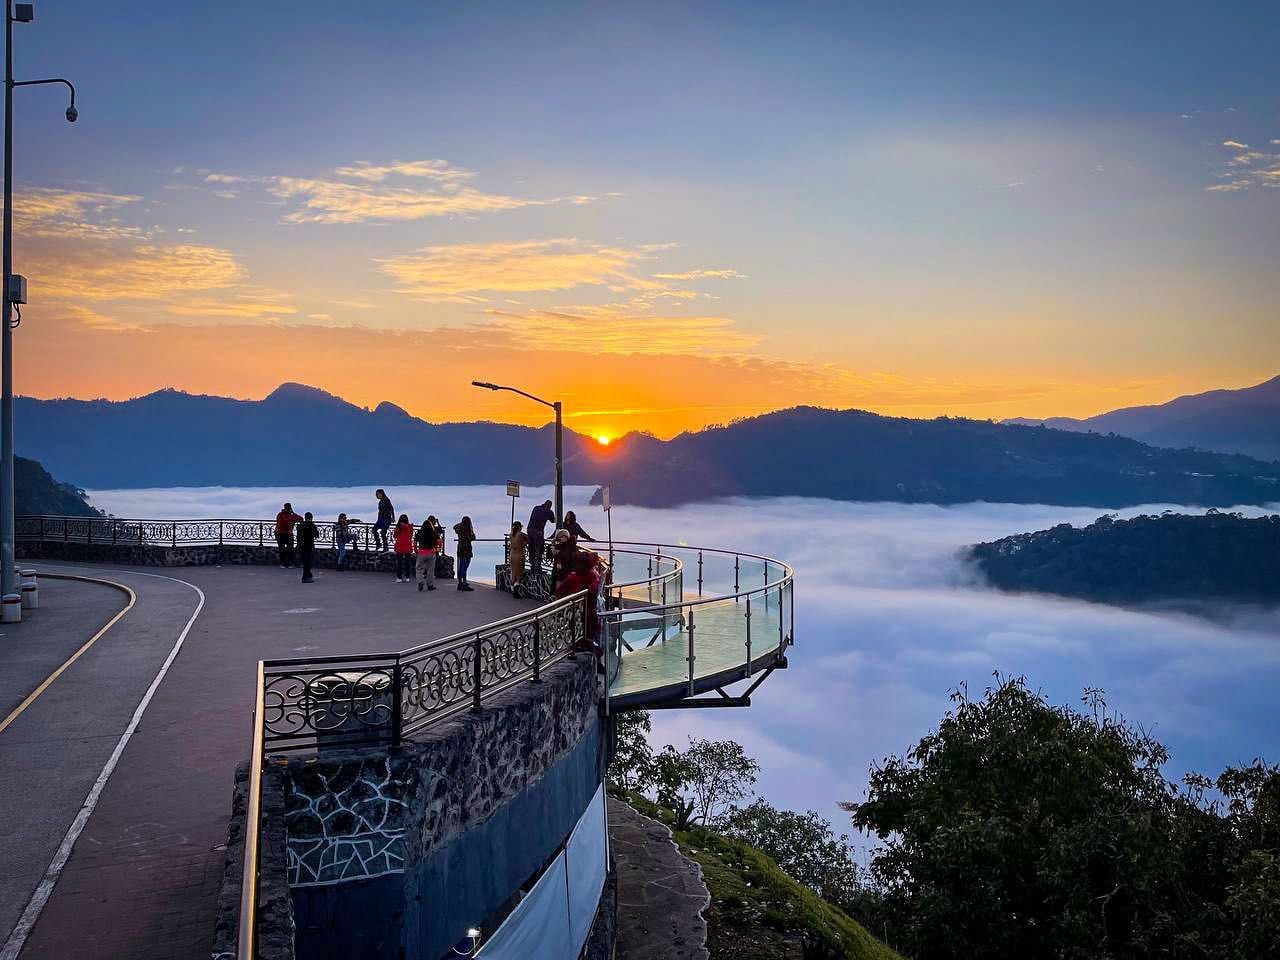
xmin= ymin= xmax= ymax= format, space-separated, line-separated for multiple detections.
xmin=1 ymin=0 xmax=78 ymax=601
xmin=471 ymin=380 xmax=563 ymax=530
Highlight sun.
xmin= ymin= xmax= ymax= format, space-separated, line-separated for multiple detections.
xmin=595 ymin=434 xmax=612 ymax=446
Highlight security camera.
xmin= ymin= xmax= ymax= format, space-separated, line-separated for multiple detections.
xmin=65 ymin=104 xmax=77 ymax=123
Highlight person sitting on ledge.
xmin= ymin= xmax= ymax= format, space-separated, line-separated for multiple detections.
xmin=415 ymin=515 xmax=440 ymax=592
xmin=275 ymin=502 xmax=302 ymax=568
xmin=393 ymin=514 xmax=414 ymax=583
xmin=297 ymin=511 xmax=319 ymax=584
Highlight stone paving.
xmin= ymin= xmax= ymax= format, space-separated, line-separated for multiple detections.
xmin=0 ymin=561 xmax=533 ymax=960
xmin=608 ymin=796 xmax=709 ymax=960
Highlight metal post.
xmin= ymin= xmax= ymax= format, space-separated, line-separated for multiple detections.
xmin=789 ymin=578 xmax=794 ymax=647
xmin=471 ymin=634 xmax=483 ymax=712
xmin=391 ymin=661 xmax=403 ymax=747
xmin=697 ymin=551 xmax=703 ymax=597
xmin=744 ymin=594 xmax=752 ymax=676
xmin=734 ymin=555 xmax=740 ymax=600
xmin=553 ymin=400 xmax=563 ymax=530
xmin=0 ymin=1 xmax=16 ymax=602
xmin=111 ymin=518 xmax=117 ymax=544
xmin=219 ymin=520 xmax=224 ymax=546
xmin=62 ymin=517 xmax=67 ymax=542
xmin=258 ymin=522 xmax=264 ymax=547
xmin=532 ymin=615 xmax=542 ymax=682
xmin=779 ymin=584 xmax=784 ymax=650
xmin=171 ymin=522 xmax=176 ymax=547
xmin=686 ymin=606 xmax=696 ymax=697
xmin=86 ymin=518 xmax=92 ymax=545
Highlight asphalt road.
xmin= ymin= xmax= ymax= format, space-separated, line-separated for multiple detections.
xmin=0 ymin=562 xmax=532 ymax=960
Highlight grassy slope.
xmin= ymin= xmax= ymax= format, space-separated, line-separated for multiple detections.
xmin=619 ymin=792 xmax=900 ymax=960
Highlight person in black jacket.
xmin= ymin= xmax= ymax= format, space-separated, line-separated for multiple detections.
xmin=374 ymin=489 xmax=395 ymax=552
xmin=563 ymin=511 xmax=593 ymax=544
xmin=453 ymin=516 xmax=476 ymax=591
xmin=297 ymin=511 xmax=319 ymax=583
xmin=415 ymin=516 xmax=440 ymax=592
xmin=527 ymin=500 xmax=555 ymax=579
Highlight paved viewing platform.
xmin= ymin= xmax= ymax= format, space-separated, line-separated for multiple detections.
xmin=3 ymin=520 xmax=793 ymax=960
xmin=0 ymin=562 xmax=535 ymax=960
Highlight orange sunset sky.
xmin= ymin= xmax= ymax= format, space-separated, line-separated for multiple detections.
xmin=11 ymin=3 xmax=1280 ymax=440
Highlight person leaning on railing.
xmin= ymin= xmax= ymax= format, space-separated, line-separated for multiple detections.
xmin=453 ymin=516 xmax=476 ymax=592
xmin=555 ymin=549 xmax=605 ymax=667
xmin=275 ymin=502 xmax=302 ymax=568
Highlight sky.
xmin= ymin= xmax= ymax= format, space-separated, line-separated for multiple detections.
xmin=86 ymin=484 xmax=1280 ymax=836
xmin=8 ymin=1 xmax=1280 ymax=438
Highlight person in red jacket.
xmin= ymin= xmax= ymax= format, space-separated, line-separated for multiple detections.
xmin=392 ymin=514 xmax=415 ymax=583
xmin=556 ymin=550 xmax=603 ymax=656
xmin=275 ymin=502 xmax=302 ymax=568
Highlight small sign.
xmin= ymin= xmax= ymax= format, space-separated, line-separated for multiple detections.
xmin=506 ymin=480 xmax=520 ymax=498
xmin=601 ymin=486 xmax=611 ymax=511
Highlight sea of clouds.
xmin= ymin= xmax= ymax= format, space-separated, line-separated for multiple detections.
xmin=87 ymin=485 xmax=1280 ymax=843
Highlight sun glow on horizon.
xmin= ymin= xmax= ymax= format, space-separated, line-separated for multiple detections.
xmin=596 ymin=434 xmax=612 ymax=446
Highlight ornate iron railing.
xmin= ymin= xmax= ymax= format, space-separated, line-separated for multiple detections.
xmin=257 ymin=589 xmax=590 ymax=752
xmin=17 ymin=514 xmax=407 ymax=550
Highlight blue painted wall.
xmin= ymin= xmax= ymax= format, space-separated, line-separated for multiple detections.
xmin=290 ymin=716 xmax=602 ymax=960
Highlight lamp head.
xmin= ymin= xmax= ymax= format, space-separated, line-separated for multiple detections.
xmin=65 ymin=104 xmax=78 ymax=123
xmin=471 ymin=381 xmax=498 ymax=390
xmin=13 ymin=4 xmax=34 ymax=24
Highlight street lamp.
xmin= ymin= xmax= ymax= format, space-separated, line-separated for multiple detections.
xmin=1 ymin=1 xmax=78 ymax=602
xmin=471 ymin=380 xmax=563 ymax=530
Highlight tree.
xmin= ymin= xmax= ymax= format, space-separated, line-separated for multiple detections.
xmin=651 ymin=745 xmax=697 ymax=830
xmin=681 ymin=737 xmax=759 ymax=827
xmin=608 ymin=710 xmax=654 ymax=792
xmin=722 ymin=799 xmax=871 ymax=914
xmin=843 ymin=675 xmax=1280 ymax=960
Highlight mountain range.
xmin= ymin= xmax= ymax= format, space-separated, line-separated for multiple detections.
xmin=14 ymin=383 xmax=1280 ymax=510
xmin=1005 ymin=375 xmax=1280 ymax=463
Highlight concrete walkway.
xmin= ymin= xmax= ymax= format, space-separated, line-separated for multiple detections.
xmin=0 ymin=562 xmax=533 ymax=960
xmin=608 ymin=797 xmax=709 ymax=960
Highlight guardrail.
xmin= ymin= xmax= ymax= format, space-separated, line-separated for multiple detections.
xmin=18 ymin=514 xmax=420 ymax=551
xmin=239 ymin=588 xmax=592 ymax=960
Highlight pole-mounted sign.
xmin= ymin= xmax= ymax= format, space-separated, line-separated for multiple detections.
xmin=506 ymin=480 xmax=520 ymax=528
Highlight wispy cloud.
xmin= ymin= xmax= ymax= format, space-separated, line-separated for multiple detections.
xmin=165 ymin=289 xmax=296 ymax=320
xmin=377 ymin=238 xmax=668 ymax=302
xmin=651 ymin=268 xmax=747 ymax=281
xmin=1206 ymin=138 xmax=1280 ymax=192
xmin=478 ymin=303 xmax=761 ymax=354
xmin=37 ymin=243 xmax=244 ymax=300
xmin=193 ymin=159 xmax=605 ymax=225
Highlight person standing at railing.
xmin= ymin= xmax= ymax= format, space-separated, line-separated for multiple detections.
xmin=453 ymin=516 xmax=476 ymax=592
xmin=393 ymin=514 xmax=414 ymax=582
xmin=374 ymin=489 xmax=395 ymax=552
xmin=556 ymin=550 xmax=604 ymax=662
xmin=415 ymin=516 xmax=441 ymax=592
xmin=297 ymin=512 xmax=320 ymax=583
xmin=508 ymin=521 xmax=528 ymax=597
xmin=275 ymin=502 xmax=302 ymax=568
xmin=550 ymin=528 xmax=574 ymax=592
xmin=334 ymin=513 xmax=361 ymax=570
xmin=563 ymin=510 xmax=593 ymax=545
xmin=527 ymin=499 xmax=555 ymax=581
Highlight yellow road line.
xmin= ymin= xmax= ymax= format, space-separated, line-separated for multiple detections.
xmin=0 ymin=573 xmax=137 ymax=737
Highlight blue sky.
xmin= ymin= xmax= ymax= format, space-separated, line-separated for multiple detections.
xmin=12 ymin=1 xmax=1280 ymax=436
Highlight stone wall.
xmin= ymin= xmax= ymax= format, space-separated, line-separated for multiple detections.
xmin=17 ymin=539 xmax=455 ymax=577
xmin=214 ymin=656 xmax=607 ymax=960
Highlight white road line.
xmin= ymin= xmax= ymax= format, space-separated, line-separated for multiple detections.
xmin=0 ymin=570 xmax=206 ymax=960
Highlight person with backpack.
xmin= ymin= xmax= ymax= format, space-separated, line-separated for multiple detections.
xmin=297 ymin=511 xmax=320 ymax=583
xmin=453 ymin=516 xmax=476 ymax=592
xmin=374 ymin=489 xmax=395 ymax=552
xmin=415 ymin=515 xmax=441 ymax=592
xmin=393 ymin=514 xmax=415 ymax=583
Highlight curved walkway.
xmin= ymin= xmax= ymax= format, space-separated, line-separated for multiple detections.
xmin=1 ymin=562 xmax=532 ymax=960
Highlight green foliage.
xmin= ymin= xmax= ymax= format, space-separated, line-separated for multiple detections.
xmin=970 ymin=510 xmax=1280 ymax=605
xmin=845 ymin=676 xmax=1280 ymax=960
xmin=608 ymin=710 xmax=653 ymax=793
xmin=620 ymin=791 xmax=901 ymax=960
xmin=722 ymin=799 xmax=873 ymax=918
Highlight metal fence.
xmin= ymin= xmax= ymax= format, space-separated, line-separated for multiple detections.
xmin=17 ymin=514 xmax=409 ymax=551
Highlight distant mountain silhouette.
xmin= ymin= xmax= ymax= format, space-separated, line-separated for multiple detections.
xmin=15 ymin=384 xmax=647 ymax=491
xmin=16 ymin=457 xmax=100 ymax=516
xmin=14 ymin=387 xmax=1280 ymax=509
xmin=588 ymin=407 xmax=1280 ymax=508
xmin=1005 ymin=375 xmax=1280 ymax=462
